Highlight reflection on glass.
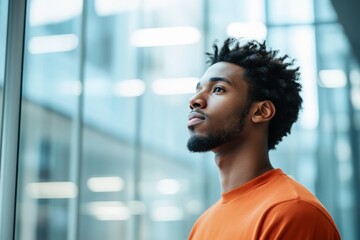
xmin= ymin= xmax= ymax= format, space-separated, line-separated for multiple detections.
xmin=113 ymin=79 xmax=145 ymax=97
xmin=26 ymin=182 xmax=78 ymax=199
xmin=28 ymin=34 xmax=79 ymax=54
xmin=29 ymin=0 xmax=82 ymax=26
xmin=319 ymin=69 xmax=347 ymax=88
xmin=350 ymin=69 xmax=360 ymax=110
xmin=87 ymin=176 xmax=125 ymax=192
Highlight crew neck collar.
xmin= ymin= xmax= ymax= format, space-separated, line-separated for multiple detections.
xmin=221 ymin=168 xmax=284 ymax=204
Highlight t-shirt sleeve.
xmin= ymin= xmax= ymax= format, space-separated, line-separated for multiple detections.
xmin=257 ymin=199 xmax=341 ymax=240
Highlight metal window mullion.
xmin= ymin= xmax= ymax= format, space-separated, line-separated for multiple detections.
xmin=67 ymin=0 xmax=88 ymax=239
xmin=0 ymin=0 xmax=27 ymax=239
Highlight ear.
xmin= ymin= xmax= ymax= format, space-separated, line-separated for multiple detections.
xmin=251 ymin=100 xmax=276 ymax=123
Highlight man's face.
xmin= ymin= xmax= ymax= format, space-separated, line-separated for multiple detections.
xmin=187 ymin=62 xmax=251 ymax=152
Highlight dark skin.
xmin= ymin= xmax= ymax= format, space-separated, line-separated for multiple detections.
xmin=188 ymin=62 xmax=276 ymax=192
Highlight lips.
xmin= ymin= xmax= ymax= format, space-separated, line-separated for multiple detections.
xmin=187 ymin=111 xmax=206 ymax=127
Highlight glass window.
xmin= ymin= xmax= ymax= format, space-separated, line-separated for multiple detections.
xmin=9 ymin=0 xmax=359 ymax=239
xmin=314 ymin=0 xmax=338 ymax=22
xmin=208 ymin=0 xmax=266 ymax=42
xmin=315 ymin=21 xmax=356 ymax=240
xmin=317 ymin=23 xmax=349 ymax=70
xmin=267 ymin=25 xmax=318 ymax=192
xmin=78 ymin=2 xmax=139 ymax=239
xmin=15 ymin=0 xmax=206 ymax=239
xmin=267 ymin=0 xmax=314 ymax=24
xmin=15 ymin=0 xmax=82 ymax=239
xmin=78 ymin=0 xmax=205 ymax=239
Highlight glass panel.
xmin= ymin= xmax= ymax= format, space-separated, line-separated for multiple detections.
xmin=317 ymin=23 xmax=349 ymax=70
xmin=10 ymin=0 xmax=359 ymax=239
xmin=267 ymin=0 xmax=314 ymax=24
xmin=15 ymin=0 xmax=82 ymax=239
xmin=314 ymin=0 xmax=338 ymax=22
xmin=0 ymin=0 xmax=8 ymax=132
xmin=208 ymin=0 xmax=266 ymax=42
xmin=78 ymin=0 xmax=206 ymax=239
xmin=78 ymin=1 xmax=139 ymax=239
xmin=267 ymin=25 xmax=318 ymax=192
xmin=137 ymin=1 xmax=205 ymax=238
xmin=316 ymin=22 xmax=356 ymax=240
xmin=348 ymin=59 xmax=360 ymax=240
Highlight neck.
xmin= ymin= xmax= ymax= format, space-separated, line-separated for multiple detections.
xmin=213 ymin=140 xmax=273 ymax=193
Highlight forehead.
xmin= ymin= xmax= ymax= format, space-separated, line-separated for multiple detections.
xmin=200 ymin=62 xmax=246 ymax=86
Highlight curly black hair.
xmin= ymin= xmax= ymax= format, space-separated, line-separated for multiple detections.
xmin=206 ymin=38 xmax=302 ymax=150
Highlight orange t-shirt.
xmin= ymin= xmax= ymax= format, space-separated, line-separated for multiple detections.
xmin=188 ymin=169 xmax=341 ymax=240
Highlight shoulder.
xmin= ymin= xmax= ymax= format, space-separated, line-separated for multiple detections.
xmin=257 ymin=199 xmax=341 ymax=240
xmin=254 ymin=171 xmax=341 ymax=239
xmin=264 ymin=170 xmax=328 ymax=209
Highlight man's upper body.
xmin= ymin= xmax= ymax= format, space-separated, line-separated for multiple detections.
xmin=188 ymin=169 xmax=340 ymax=240
xmin=186 ymin=38 xmax=341 ymax=239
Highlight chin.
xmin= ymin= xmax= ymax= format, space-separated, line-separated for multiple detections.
xmin=187 ymin=134 xmax=222 ymax=153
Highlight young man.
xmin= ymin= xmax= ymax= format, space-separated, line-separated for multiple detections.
xmin=187 ymin=38 xmax=341 ymax=239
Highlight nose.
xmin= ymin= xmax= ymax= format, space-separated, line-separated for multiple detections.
xmin=189 ymin=92 xmax=207 ymax=110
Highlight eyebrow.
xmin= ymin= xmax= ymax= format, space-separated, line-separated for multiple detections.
xmin=209 ymin=77 xmax=232 ymax=85
xmin=196 ymin=77 xmax=233 ymax=89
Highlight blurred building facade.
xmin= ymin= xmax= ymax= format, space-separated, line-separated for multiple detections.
xmin=0 ymin=0 xmax=359 ymax=239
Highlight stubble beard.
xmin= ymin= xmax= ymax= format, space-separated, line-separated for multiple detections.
xmin=187 ymin=114 xmax=247 ymax=152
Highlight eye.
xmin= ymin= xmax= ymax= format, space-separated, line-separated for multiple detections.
xmin=213 ymin=86 xmax=225 ymax=93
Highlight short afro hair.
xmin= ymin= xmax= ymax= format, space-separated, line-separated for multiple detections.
xmin=206 ymin=38 xmax=302 ymax=150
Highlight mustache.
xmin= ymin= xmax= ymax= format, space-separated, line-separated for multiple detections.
xmin=190 ymin=109 xmax=207 ymax=118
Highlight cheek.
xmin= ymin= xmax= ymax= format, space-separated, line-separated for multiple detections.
xmin=213 ymin=104 xmax=244 ymax=119
xmin=208 ymin=110 xmax=239 ymax=128
xmin=206 ymin=97 xmax=248 ymax=122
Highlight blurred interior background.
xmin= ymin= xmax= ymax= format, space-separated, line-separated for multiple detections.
xmin=0 ymin=0 xmax=360 ymax=239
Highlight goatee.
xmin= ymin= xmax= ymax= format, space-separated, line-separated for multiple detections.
xmin=187 ymin=133 xmax=226 ymax=152
xmin=187 ymin=117 xmax=246 ymax=152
